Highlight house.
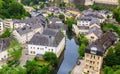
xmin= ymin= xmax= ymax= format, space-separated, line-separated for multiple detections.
xmin=83 ymin=31 xmax=119 ymax=74
xmin=3 ymin=19 xmax=14 ymax=29
xmin=84 ymin=14 xmax=105 ymax=23
xmin=85 ymin=26 xmax=102 ymax=42
xmin=27 ymin=28 xmax=65 ymax=57
xmin=13 ymin=17 xmax=44 ymax=44
xmin=72 ymin=17 xmax=102 ymax=42
xmin=48 ymin=17 xmax=63 ymax=24
xmin=0 ymin=19 xmax=4 ymax=34
xmin=24 ymin=6 xmax=35 ymax=12
xmin=0 ymin=37 xmax=14 ymax=61
xmin=99 ymin=10 xmax=113 ymax=19
xmin=85 ymin=0 xmax=118 ymax=5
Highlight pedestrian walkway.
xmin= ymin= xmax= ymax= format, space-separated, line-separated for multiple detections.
xmin=71 ymin=59 xmax=84 ymax=74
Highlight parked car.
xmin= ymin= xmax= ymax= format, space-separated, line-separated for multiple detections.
xmin=76 ymin=60 xmax=81 ymax=65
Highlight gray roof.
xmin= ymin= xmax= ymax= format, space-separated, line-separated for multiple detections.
xmin=29 ymin=29 xmax=64 ymax=47
xmin=86 ymin=26 xmax=102 ymax=38
xmin=0 ymin=37 xmax=14 ymax=52
xmin=85 ymin=14 xmax=104 ymax=19
xmin=86 ymin=31 xmax=119 ymax=56
xmin=49 ymin=17 xmax=62 ymax=23
xmin=90 ymin=18 xmax=100 ymax=26
xmin=43 ymin=28 xmax=58 ymax=36
xmin=78 ymin=26 xmax=89 ymax=29
xmin=47 ymin=23 xmax=66 ymax=30
xmin=14 ymin=16 xmax=47 ymax=27
xmin=16 ymin=23 xmax=41 ymax=35
xmin=78 ymin=17 xmax=92 ymax=21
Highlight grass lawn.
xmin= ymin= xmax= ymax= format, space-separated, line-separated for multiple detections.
xmin=37 ymin=60 xmax=49 ymax=66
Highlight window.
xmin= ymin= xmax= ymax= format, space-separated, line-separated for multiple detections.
xmin=91 ymin=36 xmax=94 ymax=39
xmin=98 ymin=56 xmax=100 ymax=60
xmin=41 ymin=48 xmax=44 ymax=50
xmin=37 ymin=47 xmax=39 ymax=50
xmin=51 ymin=49 xmax=53 ymax=52
xmin=97 ymin=62 xmax=99 ymax=65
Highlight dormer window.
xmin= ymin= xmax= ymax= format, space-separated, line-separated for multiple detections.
xmin=90 ymin=47 xmax=97 ymax=54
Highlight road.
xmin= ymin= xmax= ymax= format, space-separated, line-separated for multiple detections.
xmin=19 ymin=45 xmax=35 ymax=66
xmin=71 ymin=59 xmax=84 ymax=74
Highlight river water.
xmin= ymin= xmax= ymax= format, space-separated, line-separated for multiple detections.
xmin=57 ymin=37 xmax=79 ymax=74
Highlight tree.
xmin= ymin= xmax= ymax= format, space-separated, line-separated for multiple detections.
xmin=0 ymin=66 xmax=26 ymax=74
xmin=104 ymin=47 xmax=117 ymax=66
xmin=113 ymin=7 xmax=120 ymax=23
xmin=78 ymin=44 xmax=86 ymax=59
xmin=78 ymin=34 xmax=89 ymax=59
xmin=0 ymin=28 xmax=12 ymax=38
xmin=76 ymin=4 xmax=85 ymax=11
xmin=43 ymin=52 xmax=58 ymax=67
xmin=114 ymin=70 xmax=120 ymax=74
xmin=65 ymin=18 xmax=77 ymax=31
xmin=8 ymin=40 xmax=22 ymax=66
xmin=0 ymin=0 xmax=30 ymax=19
xmin=59 ymin=14 xmax=65 ymax=21
xmin=59 ymin=2 xmax=66 ymax=8
xmin=39 ymin=3 xmax=44 ymax=9
xmin=25 ymin=60 xmax=50 ymax=74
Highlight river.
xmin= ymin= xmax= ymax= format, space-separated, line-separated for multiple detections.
xmin=57 ymin=37 xmax=79 ymax=74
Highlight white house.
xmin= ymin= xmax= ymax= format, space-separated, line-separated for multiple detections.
xmin=13 ymin=17 xmax=47 ymax=44
xmin=13 ymin=24 xmax=43 ymax=44
xmin=27 ymin=28 xmax=65 ymax=57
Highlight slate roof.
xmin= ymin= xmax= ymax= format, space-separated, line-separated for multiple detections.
xmin=29 ymin=29 xmax=64 ymax=47
xmin=16 ymin=23 xmax=41 ymax=36
xmin=78 ymin=17 xmax=92 ymax=21
xmin=86 ymin=31 xmax=119 ymax=56
xmin=49 ymin=17 xmax=62 ymax=23
xmin=86 ymin=26 xmax=102 ymax=38
xmin=0 ymin=37 xmax=14 ymax=52
xmin=47 ymin=23 xmax=66 ymax=30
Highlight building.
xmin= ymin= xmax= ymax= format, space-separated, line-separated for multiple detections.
xmin=0 ymin=37 xmax=14 ymax=61
xmin=3 ymin=19 xmax=14 ymax=29
xmin=0 ymin=19 xmax=4 ymax=34
xmin=72 ymin=17 xmax=102 ymax=42
xmin=27 ymin=28 xmax=65 ymax=57
xmin=48 ymin=17 xmax=66 ymax=35
xmin=85 ymin=0 xmax=118 ymax=5
xmin=13 ymin=17 xmax=44 ymax=44
xmin=83 ymin=31 xmax=119 ymax=74
xmin=48 ymin=17 xmax=63 ymax=24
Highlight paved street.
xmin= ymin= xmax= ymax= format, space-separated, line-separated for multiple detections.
xmin=71 ymin=59 xmax=84 ymax=74
xmin=19 ymin=45 xmax=35 ymax=66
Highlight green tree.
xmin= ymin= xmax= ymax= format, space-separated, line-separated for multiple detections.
xmin=0 ymin=28 xmax=12 ymax=38
xmin=8 ymin=40 xmax=22 ymax=66
xmin=39 ymin=3 xmax=44 ymax=9
xmin=43 ymin=52 xmax=58 ymax=67
xmin=78 ymin=34 xmax=89 ymax=59
xmin=114 ymin=70 xmax=120 ymax=74
xmin=113 ymin=7 xmax=120 ymax=23
xmin=25 ymin=60 xmax=50 ymax=74
xmin=59 ymin=14 xmax=65 ymax=21
xmin=0 ymin=0 xmax=30 ymax=19
xmin=78 ymin=44 xmax=86 ymax=59
xmin=76 ymin=4 xmax=85 ymax=11
xmin=59 ymin=2 xmax=66 ymax=8
xmin=0 ymin=66 xmax=26 ymax=74
xmin=65 ymin=18 xmax=77 ymax=31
